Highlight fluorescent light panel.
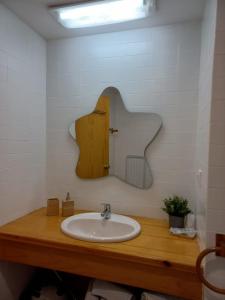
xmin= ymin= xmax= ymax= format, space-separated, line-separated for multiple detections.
xmin=49 ymin=0 xmax=155 ymax=29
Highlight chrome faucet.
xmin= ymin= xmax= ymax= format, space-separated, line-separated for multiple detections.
xmin=101 ymin=203 xmax=111 ymax=220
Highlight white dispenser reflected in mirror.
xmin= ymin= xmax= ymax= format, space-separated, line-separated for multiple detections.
xmin=69 ymin=87 xmax=162 ymax=189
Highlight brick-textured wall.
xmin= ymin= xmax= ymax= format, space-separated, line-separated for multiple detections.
xmin=195 ymin=0 xmax=217 ymax=249
xmin=0 ymin=5 xmax=46 ymax=225
xmin=204 ymin=0 xmax=225 ymax=299
xmin=47 ymin=22 xmax=201 ymax=218
xmin=0 ymin=4 xmax=46 ymax=300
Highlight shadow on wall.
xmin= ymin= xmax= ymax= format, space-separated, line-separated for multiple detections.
xmin=0 ymin=262 xmax=34 ymax=300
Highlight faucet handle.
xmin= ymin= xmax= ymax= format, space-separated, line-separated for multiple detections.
xmin=101 ymin=203 xmax=111 ymax=210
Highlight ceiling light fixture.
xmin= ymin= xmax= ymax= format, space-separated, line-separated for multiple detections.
xmin=49 ymin=0 xmax=156 ymax=29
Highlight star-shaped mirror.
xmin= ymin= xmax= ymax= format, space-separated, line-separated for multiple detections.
xmin=69 ymin=87 xmax=162 ymax=189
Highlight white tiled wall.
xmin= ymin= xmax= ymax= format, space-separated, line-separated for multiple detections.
xmin=204 ymin=0 xmax=225 ymax=299
xmin=0 ymin=4 xmax=46 ymax=300
xmin=47 ymin=22 xmax=201 ymax=218
xmin=195 ymin=0 xmax=217 ymax=248
xmin=196 ymin=0 xmax=225 ymax=299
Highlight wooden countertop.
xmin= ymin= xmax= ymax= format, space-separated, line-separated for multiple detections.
xmin=0 ymin=208 xmax=202 ymax=299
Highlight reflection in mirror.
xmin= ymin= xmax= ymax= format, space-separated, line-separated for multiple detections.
xmin=69 ymin=87 xmax=162 ymax=189
xmin=76 ymin=95 xmax=110 ymax=179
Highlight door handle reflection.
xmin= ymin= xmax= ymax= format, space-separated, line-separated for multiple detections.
xmin=109 ymin=128 xmax=118 ymax=134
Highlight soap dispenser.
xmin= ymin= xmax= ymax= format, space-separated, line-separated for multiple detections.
xmin=62 ymin=192 xmax=74 ymax=217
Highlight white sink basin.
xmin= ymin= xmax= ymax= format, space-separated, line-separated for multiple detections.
xmin=61 ymin=212 xmax=141 ymax=242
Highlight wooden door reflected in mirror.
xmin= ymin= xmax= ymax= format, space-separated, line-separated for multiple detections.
xmin=76 ymin=96 xmax=110 ymax=179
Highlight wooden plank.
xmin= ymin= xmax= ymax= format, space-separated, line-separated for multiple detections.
xmin=0 ymin=208 xmax=202 ymax=299
xmin=0 ymin=209 xmax=199 ymax=268
xmin=0 ymin=238 xmax=201 ymax=300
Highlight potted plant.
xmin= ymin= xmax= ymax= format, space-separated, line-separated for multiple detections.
xmin=162 ymin=195 xmax=191 ymax=228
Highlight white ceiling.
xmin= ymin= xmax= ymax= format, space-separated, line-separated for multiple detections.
xmin=1 ymin=0 xmax=206 ymax=40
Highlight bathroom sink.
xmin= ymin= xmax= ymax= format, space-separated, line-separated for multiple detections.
xmin=61 ymin=212 xmax=141 ymax=242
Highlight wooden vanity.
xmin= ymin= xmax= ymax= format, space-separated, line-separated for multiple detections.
xmin=0 ymin=208 xmax=202 ymax=299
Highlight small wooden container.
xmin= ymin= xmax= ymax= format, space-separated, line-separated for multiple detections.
xmin=62 ymin=192 xmax=74 ymax=217
xmin=47 ymin=198 xmax=59 ymax=216
xmin=62 ymin=200 xmax=74 ymax=217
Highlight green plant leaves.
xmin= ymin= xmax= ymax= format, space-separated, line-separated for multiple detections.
xmin=162 ymin=195 xmax=191 ymax=217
